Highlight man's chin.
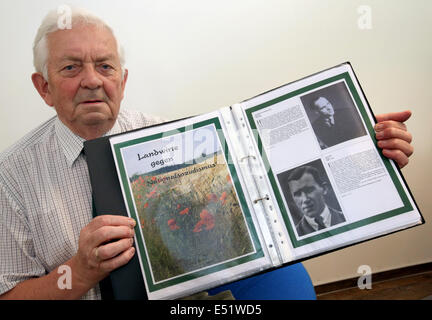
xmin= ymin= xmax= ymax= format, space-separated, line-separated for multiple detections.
xmin=304 ymin=210 xmax=319 ymax=218
xmin=303 ymin=206 xmax=314 ymax=215
xmin=79 ymin=112 xmax=114 ymax=126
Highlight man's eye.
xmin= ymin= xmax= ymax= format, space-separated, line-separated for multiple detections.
xmin=101 ymin=64 xmax=112 ymax=70
xmin=305 ymin=187 xmax=316 ymax=193
xmin=64 ymin=65 xmax=75 ymax=71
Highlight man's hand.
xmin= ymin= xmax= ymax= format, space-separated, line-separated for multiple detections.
xmin=374 ymin=110 xmax=413 ymax=168
xmin=72 ymin=215 xmax=136 ymax=289
xmin=0 ymin=215 xmax=137 ymax=300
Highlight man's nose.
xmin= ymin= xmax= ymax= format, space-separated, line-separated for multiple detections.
xmin=80 ymin=65 xmax=103 ymax=89
xmin=299 ymin=192 xmax=310 ymax=202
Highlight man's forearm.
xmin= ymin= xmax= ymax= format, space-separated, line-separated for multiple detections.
xmin=0 ymin=256 xmax=97 ymax=300
xmin=1 ymin=215 xmax=135 ymax=300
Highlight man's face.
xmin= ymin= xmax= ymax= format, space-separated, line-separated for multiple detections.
xmin=314 ymin=97 xmax=334 ymax=118
xmin=288 ymin=172 xmax=327 ymax=218
xmin=42 ymin=24 xmax=127 ymax=138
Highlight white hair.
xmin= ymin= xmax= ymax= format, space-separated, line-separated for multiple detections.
xmin=33 ymin=6 xmax=125 ymax=80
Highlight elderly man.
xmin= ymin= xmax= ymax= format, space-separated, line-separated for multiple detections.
xmin=0 ymin=8 xmax=414 ymax=299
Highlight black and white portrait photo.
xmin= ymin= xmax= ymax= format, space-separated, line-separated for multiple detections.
xmin=277 ymin=159 xmax=345 ymax=237
xmin=300 ymin=81 xmax=367 ymax=150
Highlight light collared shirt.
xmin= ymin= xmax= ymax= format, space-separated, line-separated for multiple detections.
xmin=0 ymin=108 xmax=163 ymax=299
xmin=303 ymin=205 xmax=332 ymax=231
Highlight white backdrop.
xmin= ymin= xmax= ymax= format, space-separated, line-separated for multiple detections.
xmin=1 ymin=0 xmax=431 ymax=286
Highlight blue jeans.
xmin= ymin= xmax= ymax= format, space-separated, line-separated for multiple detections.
xmin=208 ymin=263 xmax=316 ymax=300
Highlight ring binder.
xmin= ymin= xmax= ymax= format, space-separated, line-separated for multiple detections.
xmin=88 ymin=63 xmax=423 ymax=300
xmin=240 ymin=155 xmax=256 ymax=162
xmin=253 ymin=194 xmax=270 ymax=204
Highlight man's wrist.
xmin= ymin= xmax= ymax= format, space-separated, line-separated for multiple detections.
xmin=67 ymin=255 xmax=103 ymax=297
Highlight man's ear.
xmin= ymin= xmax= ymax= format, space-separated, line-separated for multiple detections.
xmin=31 ymin=72 xmax=54 ymax=106
xmin=121 ymin=68 xmax=128 ymax=97
xmin=321 ymin=181 xmax=329 ymax=196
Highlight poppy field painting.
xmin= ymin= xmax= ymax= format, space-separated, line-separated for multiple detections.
xmin=129 ymin=151 xmax=255 ymax=284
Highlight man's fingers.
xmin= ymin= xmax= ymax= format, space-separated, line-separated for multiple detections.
xmin=375 ymin=110 xmax=411 ymax=123
xmin=375 ymin=127 xmax=412 ymax=143
xmin=99 ymin=247 xmax=136 ymax=272
xmin=381 ymin=149 xmax=410 ymax=168
xmin=75 ymin=216 xmax=137 ymax=283
xmin=374 ymin=110 xmax=414 ymax=169
xmin=88 ymin=215 xmax=136 ymax=232
xmin=90 ymin=225 xmax=134 ymax=248
xmin=375 ymin=120 xmax=407 ymax=132
xmin=377 ymin=139 xmax=414 ymax=157
xmin=95 ymin=238 xmax=134 ymax=261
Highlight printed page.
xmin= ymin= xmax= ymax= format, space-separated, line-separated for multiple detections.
xmin=109 ymin=111 xmax=271 ymax=300
xmin=240 ymin=63 xmax=422 ymax=261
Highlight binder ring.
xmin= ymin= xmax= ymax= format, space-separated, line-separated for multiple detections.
xmin=240 ymin=155 xmax=256 ymax=162
xmin=253 ymin=194 xmax=269 ymax=204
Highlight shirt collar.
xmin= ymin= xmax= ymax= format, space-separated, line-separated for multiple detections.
xmin=304 ymin=205 xmax=332 ymax=231
xmin=55 ymin=117 xmax=122 ymax=168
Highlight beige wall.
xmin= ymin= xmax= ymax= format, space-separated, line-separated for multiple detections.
xmin=0 ymin=0 xmax=431 ymax=285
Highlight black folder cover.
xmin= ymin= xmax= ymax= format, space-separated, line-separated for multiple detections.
xmin=84 ymin=134 xmax=148 ymax=300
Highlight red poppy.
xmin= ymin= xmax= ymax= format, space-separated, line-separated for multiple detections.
xmin=151 ymin=176 xmax=157 ymax=181
xmin=143 ymin=202 xmax=149 ymax=208
xmin=167 ymin=218 xmax=180 ymax=230
xmin=205 ymin=222 xmax=215 ymax=230
xmin=201 ymin=211 xmax=215 ymax=229
xmin=193 ymin=220 xmax=204 ymax=233
xmin=194 ymin=210 xmax=215 ymax=232
xmin=206 ymin=193 xmax=218 ymax=202
xmin=226 ymin=174 xmax=231 ymax=183
xmin=146 ymin=186 xmax=158 ymax=198
xmin=200 ymin=209 xmax=209 ymax=219
xmin=177 ymin=204 xmax=181 ymax=209
xmin=220 ymin=192 xmax=227 ymax=205
xmin=220 ymin=192 xmax=227 ymax=201
xmin=179 ymin=207 xmax=189 ymax=215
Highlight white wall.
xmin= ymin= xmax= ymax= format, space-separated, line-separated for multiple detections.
xmin=1 ymin=0 xmax=431 ymax=285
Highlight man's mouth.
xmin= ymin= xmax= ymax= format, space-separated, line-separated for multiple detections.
xmin=302 ymin=203 xmax=314 ymax=213
xmin=82 ymin=99 xmax=104 ymax=104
